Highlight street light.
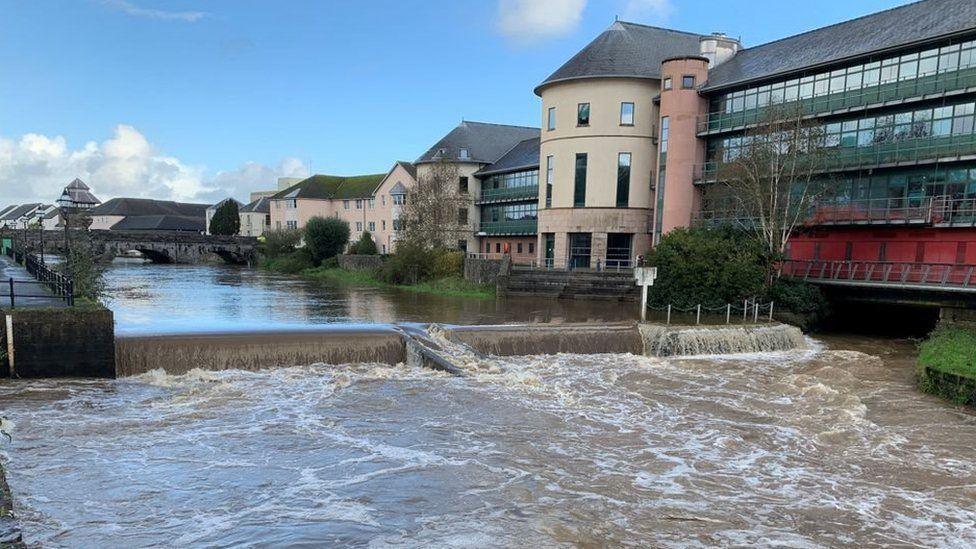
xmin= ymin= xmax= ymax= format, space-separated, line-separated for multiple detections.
xmin=35 ymin=209 xmax=45 ymax=264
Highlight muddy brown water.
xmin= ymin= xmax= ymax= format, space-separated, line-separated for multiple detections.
xmin=1 ymin=335 xmax=975 ymax=547
xmin=2 ymin=263 xmax=976 ymax=547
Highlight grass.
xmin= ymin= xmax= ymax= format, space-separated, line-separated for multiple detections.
xmin=298 ymin=267 xmax=496 ymax=299
xmin=917 ymin=324 xmax=976 ymax=405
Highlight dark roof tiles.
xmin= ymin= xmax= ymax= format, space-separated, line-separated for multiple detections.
xmin=536 ymin=21 xmax=704 ymax=95
xmin=90 ymin=197 xmax=208 ymax=218
xmin=109 ymin=215 xmax=205 ymax=232
xmin=476 ymin=137 xmax=541 ymax=176
xmin=704 ymin=0 xmax=976 ymax=90
xmin=415 ymin=121 xmax=539 ymax=165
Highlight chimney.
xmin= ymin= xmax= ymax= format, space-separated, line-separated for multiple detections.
xmin=699 ymin=32 xmax=740 ymax=69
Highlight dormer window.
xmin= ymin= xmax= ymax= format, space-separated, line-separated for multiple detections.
xmin=459 ymin=148 xmax=470 ymax=160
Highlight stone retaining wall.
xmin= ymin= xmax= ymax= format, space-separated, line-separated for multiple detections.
xmin=464 ymin=257 xmax=507 ymax=286
xmin=2 ymin=306 xmax=115 ymax=378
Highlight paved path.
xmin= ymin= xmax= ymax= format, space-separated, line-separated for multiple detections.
xmin=0 ymin=255 xmax=67 ymax=308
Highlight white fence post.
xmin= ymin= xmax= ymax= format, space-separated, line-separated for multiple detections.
xmin=726 ymin=303 xmax=731 ymax=324
xmin=696 ymin=304 xmax=701 ymax=325
xmin=666 ymin=304 xmax=671 ymax=325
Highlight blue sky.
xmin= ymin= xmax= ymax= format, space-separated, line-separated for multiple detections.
xmin=0 ymin=0 xmax=910 ymax=204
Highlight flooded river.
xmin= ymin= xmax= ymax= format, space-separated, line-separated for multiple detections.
xmin=2 ymin=263 xmax=975 ymax=547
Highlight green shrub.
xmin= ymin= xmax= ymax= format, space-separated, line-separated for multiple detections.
xmin=320 ymin=256 xmax=340 ymax=269
xmin=348 ymin=231 xmax=378 ymax=255
xmin=432 ymin=249 xmax=464 ymax=278
xmin=918 ymin=325 xmax=976 ymax=405
xmin=304 ymin=217 xmax=350 ymax=266
xmin=209 ymin=200 xmax=241 ymax=235
xmin=263 ymin=229 xmax=302 ymax=259
xmin=765 ymin=278 xmax=829 ymax=324
xmin=380 ymin=242 xmax=434 ymax=284
xmin=649 ymin=226 xmax=769 ymax=307
xmin=264 ymin=249 xmax=313 ymax=274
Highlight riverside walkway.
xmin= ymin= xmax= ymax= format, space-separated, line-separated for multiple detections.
xmin=0 ymin=255 xmax=66 ymax=308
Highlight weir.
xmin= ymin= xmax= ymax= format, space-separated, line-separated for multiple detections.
xmin=114 ymin=321 xmax=808 ymax=377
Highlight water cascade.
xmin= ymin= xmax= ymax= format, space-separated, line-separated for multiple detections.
xmin=638 ymin=323 xmax=807 ymax=357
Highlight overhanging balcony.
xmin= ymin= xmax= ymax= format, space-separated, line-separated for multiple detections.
xmin=699 ymin=67 xmax=976 ymax=136
xmin=476 ymin=185 xmax=539 ymax=205
xmin=476 ymin=219 xmax=537 ymax=236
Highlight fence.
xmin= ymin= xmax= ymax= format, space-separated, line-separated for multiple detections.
xmin=779 ymin=259 xmax=976 ymax=290
xmin=645 ymin=300 xmax=776 ymax=325
xmin=2 ymin=247 xmax=74 ymax=307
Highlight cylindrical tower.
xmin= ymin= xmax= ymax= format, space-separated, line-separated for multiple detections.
xmin=655 ymin=56 xmax=709 ymax=243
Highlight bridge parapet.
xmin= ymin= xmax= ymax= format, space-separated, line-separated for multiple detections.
xmin=11 ymin=230 xmax=258 ymax=265
xmin=779 ymin=259 xmax=976 ymax=293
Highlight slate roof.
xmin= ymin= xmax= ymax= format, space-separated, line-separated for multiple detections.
xmin=394 ymin=160 xmax=417 ymax=179
xmin=240 ymin=196 xmax=271 ymax=214
xmin=90 ymin=197 xmax=209 ymax=218
xmin=704 ymin=0 xmax=976 ymax=91
xmin=2 ymin=203 xmax=41 ymax=221
xmin=0 ymin=205 xmax=17 ymax=219
xmin=60 ymin=178 xmax=101 ymax=206
xmin=207 ymin=197 xmax=243 ymax=211
xmin=475 ymin=137 xmax=541 ymax=177
xmin=271 ymin=173 xmax=387 ymax=201
xmin=109 ymin=215 xmax=205 ymax=232
xmin=416 ymin=121 xmax=539 ymax=165
xmin=535 ymin=21 xmax=704 ymax=95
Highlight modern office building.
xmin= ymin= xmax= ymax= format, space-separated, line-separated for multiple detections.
xmin=527 ymin=0 xmax=976 ymax=270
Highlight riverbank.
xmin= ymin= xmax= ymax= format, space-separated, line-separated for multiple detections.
xmin=917 ymin=323 xmax=976 ymax=406
xmin=0 ymin=462 xmax=24 ymax=548
xmin=267 ymin=263 xmax=496 ymax=299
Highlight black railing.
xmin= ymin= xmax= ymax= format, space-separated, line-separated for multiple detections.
xmin=3 ymin=246 xmax=75 ymax=307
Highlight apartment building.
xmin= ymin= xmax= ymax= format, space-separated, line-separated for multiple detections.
xmin=268 ymin=161 xmax=416 ymax=254
xmin=239 ymin=197 xmax=271 ymax=238
xmin=528 ymin=0 xmax=976 ymax=269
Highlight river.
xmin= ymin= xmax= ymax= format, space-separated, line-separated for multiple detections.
xmin=1 ymin=262 xmax=975 ymax=547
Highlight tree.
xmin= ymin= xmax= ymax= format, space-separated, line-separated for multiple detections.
xmin=349 ymin=231 xmax=378 ymax=255
xmin=399 ymin=159 xmax=472 ymax=249
xmin=261 ymin=228 xmax=302 ymax=258
xmin=209 ymin=200 xmax=241 ymax=236
xmin=61 ymin=217 xmax=106 ymax=302
xmin=709 ymin=104 xmax=835 ymax=257
xmin=304 ymin=216 xmax=349 ymax=266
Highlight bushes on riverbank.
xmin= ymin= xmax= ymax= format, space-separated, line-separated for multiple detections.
xmin=918 ymin=324 xmax=976 ymax=406
xmin=648 ymin=227 xmax=828 ymax=327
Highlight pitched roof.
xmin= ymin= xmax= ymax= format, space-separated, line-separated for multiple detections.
xmin=60 ymin=178 xmax=100 ymax=205
xmin=536 ymin=21 xmax=704 ymax=95
xmin=475 ymin=137 xmax=541 ymax=176
xmin=271 ymin=173 xmax=386 ymax=200
xmin=207 ymin=197 xmax=243 ymax=211
xmin=109 ymin=215 xmax=205 ymax=232
xmin=704 ymin=0 xmax=976 ymax=91
xmin=415 ymin=121 xmax=539 ymax=165
xmin=2 ymin=203 xmax=41 ymax=221
xmin=240 ymin=196 xmax=271 ymax=214
xmin=394 ymin=160 xmax=416 ymax=179
xmin=90 ymin=197 xmax=208 ymax=218
xmin=0 ymin=205 xmax=17 ymax=218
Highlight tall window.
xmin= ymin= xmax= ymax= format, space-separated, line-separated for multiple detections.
xmin=547 ymin=107 xmax=556 ymax=131
xmin=620 ymin=102 xmax=634 ymax=125
xmin=663 ymin=77 xmax=672 ymax=90
xmin=343 ymin=200 xmax=350 ymax=210
xmin=616 ymin=153 xmax=631 ymax=208
xmin=655 ymin=117 xmax=669 ymax=243
xmin=577 ymin=103 xmax=590 ymax=126
xmin=368 ymin=221 xmax=375 ymax=231
xmin=545 ymin=155 xmax=554 ymax=208
xmin=574 ymin=153 xmax=587 ymax=207
xmin=459 ymin=176 xmax=468 ymax=193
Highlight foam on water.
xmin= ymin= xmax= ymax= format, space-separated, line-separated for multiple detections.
xmin=1 ymin=339 xmax=976 ymax=547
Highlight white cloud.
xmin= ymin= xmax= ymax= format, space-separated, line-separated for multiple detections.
xmin=101 ymin=0 xmax=208 ymax=22
xmin=497 ymin=0 xmax=587 ymax=44
xmin=622 ymin=0 xmax=674 ymax=23
xmin=0 ymin=125 xmax=308 ymax=207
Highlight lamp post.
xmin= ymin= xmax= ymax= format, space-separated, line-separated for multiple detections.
xmin=35 ymin=209 xmax=45 ymax=264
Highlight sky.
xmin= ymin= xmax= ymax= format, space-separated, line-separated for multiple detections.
xmin=0 ymin=0 xmax=912 ymax=206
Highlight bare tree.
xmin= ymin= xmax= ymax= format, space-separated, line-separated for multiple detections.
xmin=709 ymin=104 xmax=836 ymax=257
xmin=399 ymin=159 xmax=472 ymax=249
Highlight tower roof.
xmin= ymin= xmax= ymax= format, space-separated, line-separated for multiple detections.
xmin=415 ymin=121 xmax=539 ymax=165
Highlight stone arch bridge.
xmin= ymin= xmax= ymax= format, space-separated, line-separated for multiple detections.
xmin=16 ymin=230 xmax=258 ymax=265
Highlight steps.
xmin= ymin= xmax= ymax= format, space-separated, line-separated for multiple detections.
xmin=503 ymin=269 xmax=639 ymax=301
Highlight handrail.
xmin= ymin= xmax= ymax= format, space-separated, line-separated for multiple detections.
xmin=476 ymin=220 xmax=538 ymax=235
xmin=4 ymin=246 xmax=75 ymax=306
xmin=778 ymin=259 xmax=976 ymax=290
xmin=477 ymin=185 xmax=539 ymax=203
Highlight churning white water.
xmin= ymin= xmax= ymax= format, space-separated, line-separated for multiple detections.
xmin=2 ymin=338 xmax=976 ymax=547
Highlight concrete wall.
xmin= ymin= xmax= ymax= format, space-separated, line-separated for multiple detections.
xmin=338 ymin=254 xmax=384 ymax=271
xmin=2 ymin=306 xmax=115 ymax=378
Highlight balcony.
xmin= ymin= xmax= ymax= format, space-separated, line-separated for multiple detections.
xmin=477 ymin=219 xmax=538 ymax=236
xmin=695 ymin=134 xmax=976 ymax=184
xmin=699 ymin=67 xmax=976 ymax=135
xmin=476 ymin=185 xmax=539 ymax=205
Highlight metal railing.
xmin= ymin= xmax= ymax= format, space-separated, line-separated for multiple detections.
xmin=477 ymin=185 xmax=539 ymax=204
xmin=778 ymin=259 xmax=976 ymax=291
xmin=516 ymin=257 xmax=635 ymax=272
xmin=2 ymin=246 xmax=75 ymax=307
xmin=698 ymin=67 xmax=976 ymax=135
xmin=646 ymin=300 xmax=776 ymax=325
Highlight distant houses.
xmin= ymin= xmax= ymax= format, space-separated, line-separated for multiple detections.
xmin=89 ymin=198 xmax=209 ymax=232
